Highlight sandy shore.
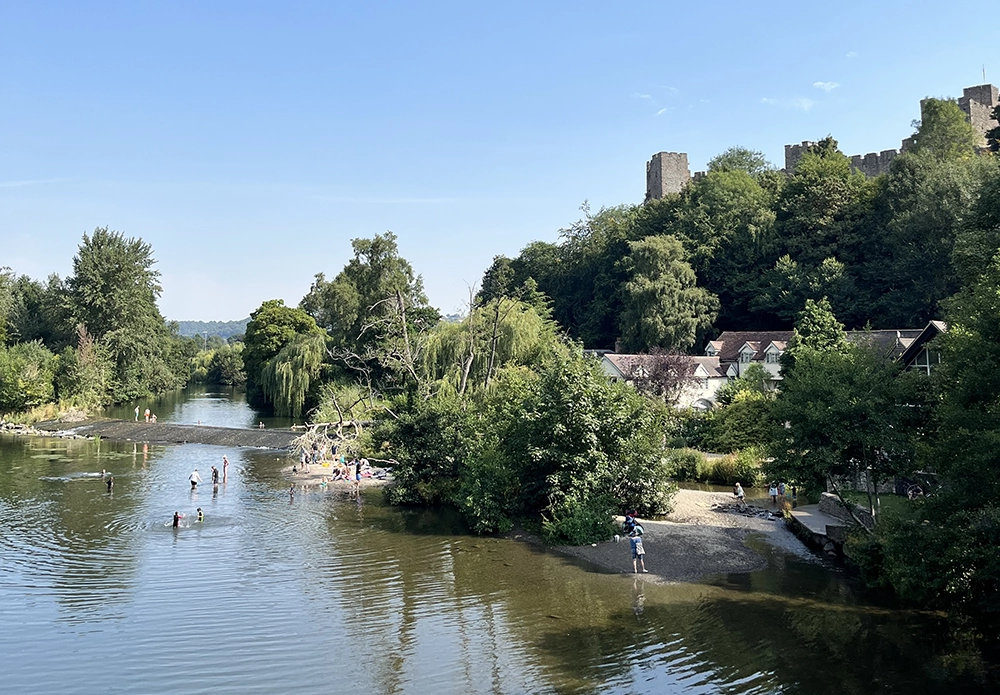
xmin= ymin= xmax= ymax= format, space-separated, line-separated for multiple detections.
xmin=552 ymin=489 xmax=820 ymax=583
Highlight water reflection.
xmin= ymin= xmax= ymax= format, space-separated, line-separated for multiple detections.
xmin=0 ymin=389 xmax=996 ymax=693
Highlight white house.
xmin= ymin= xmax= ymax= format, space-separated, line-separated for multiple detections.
xmin=593 ymin=352 xmax=729 ymax=410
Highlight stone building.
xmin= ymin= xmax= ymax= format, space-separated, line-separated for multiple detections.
xmin=644 ymin=152 xmax=690 ymax=201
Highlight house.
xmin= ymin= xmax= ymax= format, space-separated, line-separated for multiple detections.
xmin=704 ymin=331 xmax=794 ymax=384
xmin=846 ymin=321 xmax=947 ymax=374
xmin=592 ymin=351 xmax=729 ymax=410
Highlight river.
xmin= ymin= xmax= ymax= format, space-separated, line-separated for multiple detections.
xmin=0 ymin=386 xmax=992 ymax=693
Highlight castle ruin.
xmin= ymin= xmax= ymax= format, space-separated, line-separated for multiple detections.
xmin=646 ymin=83 xmax=999 ymax=200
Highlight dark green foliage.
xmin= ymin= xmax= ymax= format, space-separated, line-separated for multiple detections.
xmin=243 ymin=299 xmax=324 ymax=408
xmin=207 ymin=343 xmax=246 ymax=385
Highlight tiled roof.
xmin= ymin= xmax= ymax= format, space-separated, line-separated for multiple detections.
xmin=604 ymin=353 xmax=726 ymax=379
xmin=707 ymin=332 xmax=794 ymax=363
xmin=846 ymin=329 xmax=923 ymax=359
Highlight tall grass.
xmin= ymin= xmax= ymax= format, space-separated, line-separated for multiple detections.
xmin=666 ymin=446 xmax=767 ymax=487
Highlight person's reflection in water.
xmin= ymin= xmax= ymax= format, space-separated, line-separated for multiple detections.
xmin=632 ymin=577 xmax=645 ymax=619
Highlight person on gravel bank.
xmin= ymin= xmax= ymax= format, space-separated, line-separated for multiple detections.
xmin=629 ymin=527 xmax=647 ymax=574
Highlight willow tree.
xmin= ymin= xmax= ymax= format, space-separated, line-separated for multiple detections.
xmin=261 ymin=332 xmax=327 ymax=418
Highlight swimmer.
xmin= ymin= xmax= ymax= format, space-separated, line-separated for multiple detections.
xmin=106 ymin=476 xmax=114 ymax=491
xmin=173 ymin=511 xmax=183 ymax=528
xmin=197 ymin=508 xmax=204 ymax=522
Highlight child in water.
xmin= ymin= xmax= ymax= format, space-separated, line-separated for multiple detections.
xmin=172 ymin=511 xmax=183 ymax=528
xmin=197 ymin=508 xmax=204 ymax=522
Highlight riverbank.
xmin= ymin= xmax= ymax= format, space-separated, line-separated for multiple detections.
xmin=552 ymin=489 xmax=822 ymax=583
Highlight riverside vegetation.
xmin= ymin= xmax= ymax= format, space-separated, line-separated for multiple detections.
xmin=3 ymin=98 xmax=1000 ymax=646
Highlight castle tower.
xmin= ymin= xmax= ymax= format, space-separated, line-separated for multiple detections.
xmin=957 ymin=84 xmax=999 ymax=147
xmin=645 ymin=152 xmax=690 ymax=202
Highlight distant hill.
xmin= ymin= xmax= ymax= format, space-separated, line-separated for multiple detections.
xmin=174 ymin=319 xmax=249 ymax=339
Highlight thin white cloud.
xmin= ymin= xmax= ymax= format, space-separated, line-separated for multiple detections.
xmin=656 ymin=108 xmax=669 ymax=115
xmin=813 ymin=81 xmax=840 ymax=92
xmin=761 ymin=97 xmax=817 ymax=112
xmin=0 ymin=177 xmax=70 ymax=188
xmin=661 ymin=86 xmax=680 ymax=97
xmin=846 ymin=51 xmax=858 ymax=58
xmin=633 ymin=92 xmax=652 ymax=100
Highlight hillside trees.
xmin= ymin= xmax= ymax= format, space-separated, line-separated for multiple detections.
xmin=617 ymin=235 xmax=719 ymax=351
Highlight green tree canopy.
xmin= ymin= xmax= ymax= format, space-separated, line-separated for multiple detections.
xmin=243 ymin=299 xmax=324 ymax=407
xmin=707 ymin=146 xmax=775 ymax=179
xmin=617 ymin=235 xmax=719 ymax=351
xmin=909 ymin=98 xmax=979 ymax=160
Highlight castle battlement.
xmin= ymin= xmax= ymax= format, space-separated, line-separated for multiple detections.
xmin=649 ymin=82 xmax=999 ymax=198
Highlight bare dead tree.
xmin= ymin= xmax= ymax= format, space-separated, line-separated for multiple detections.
xmin=618 ymin=348 xmax=699 ymax=405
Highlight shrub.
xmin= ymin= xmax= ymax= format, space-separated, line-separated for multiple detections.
xmin=664 ymin=448 xmax=706 ymax=480
xmin=541 ymin=495 xmax=616 ymax=545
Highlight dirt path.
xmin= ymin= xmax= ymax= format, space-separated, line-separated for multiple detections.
xmin=553 ymin=489 xmax=819 ymax=583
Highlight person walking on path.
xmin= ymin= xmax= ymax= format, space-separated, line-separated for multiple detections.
xmin=189 ymin=469 xmax=202 ymax=489
xmin=629 ymin=527 xmax=648 ymax=574
xmin=768 ymin=482 xmax=778 ymax=506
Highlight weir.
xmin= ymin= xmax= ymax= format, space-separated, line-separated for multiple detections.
xmin=35 ymin=418 xmax=299 ymax=450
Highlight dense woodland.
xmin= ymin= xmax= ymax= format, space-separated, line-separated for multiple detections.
xmin=3 ymin=98 xmax=1000 ymax=639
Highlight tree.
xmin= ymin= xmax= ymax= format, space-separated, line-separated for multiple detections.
xmin=66 ymin=228 xmax=178 ymax=401
xmin=874 ymin=252 xmax=1000 ymax=621
xmin=615 ymin=348 xmax=698 ymax=405
xmin=768 ymin=343 xmax=929 ymax=527
xmin=207 ymin=343 xmax=246 ymax=386
xmin=0 ymin=340 xmax=57 ymax=413
xmin=617 ymin=235 xmax=718 ymax=351
xmin=783 ymin=297 xmax=849 ymax=371
xmin=909 ymin=98 xmax=979 ymax=160
xmin=986 ymin=104 xmax=1000 ymax=153
xmin=707 ymin=146 xmax=775 ymax=179
xmin=243 ymin=299 xmax=324 ymax=408
xmin=261 ymin=332 xmax=327 ymax=418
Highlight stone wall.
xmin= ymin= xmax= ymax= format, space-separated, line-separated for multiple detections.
xmin=784 ymin=141 xmax=814 ymax=173
xmin=850 ymin=149 xmax=898 ymax=177
xmin=958 ymin=84 xmax=999 ymax=147
xmin=818 ymin=492 xmax=875 ymax=530
xmin=645 ymin=152 xmax=690 ymax=201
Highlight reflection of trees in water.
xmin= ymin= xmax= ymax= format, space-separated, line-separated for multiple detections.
xmin=0 ymin=436 xmax=147 ymax=622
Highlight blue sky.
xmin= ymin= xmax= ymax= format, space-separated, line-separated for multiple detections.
xmin=2 ymin=1 xmax=997 ymax=321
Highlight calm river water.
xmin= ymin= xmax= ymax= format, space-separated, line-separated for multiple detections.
xmin=0 ymin=387 xmax=993 ymax=694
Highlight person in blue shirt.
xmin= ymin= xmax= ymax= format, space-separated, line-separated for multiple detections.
xmin=629 ymin=526 xmax=647 ymax=573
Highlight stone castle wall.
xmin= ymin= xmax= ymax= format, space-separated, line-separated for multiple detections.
xmin=645 ymin=152 xmax=691 ymax=201
xmin=651 ymin=82 xmax=999 ymax=196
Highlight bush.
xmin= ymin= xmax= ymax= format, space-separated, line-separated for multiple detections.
xmin=541 ymin=495 xmax=616 ymax=545
xmin=664 ymin=448 xmax=706 ymax=480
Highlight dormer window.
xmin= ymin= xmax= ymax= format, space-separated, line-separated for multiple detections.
xmin=739 ymin=348 xmax=755 ymax=363
xmin=705 ymin=345 xmax=717 ymax=357
xmin=765 ymin=350 xmax=781 ymax=364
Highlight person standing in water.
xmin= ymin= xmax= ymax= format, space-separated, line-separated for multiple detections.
xmin=106 ymin=476 xmax=114 ymax=492
xmin=134 ymin=406 xmax=140 ymax=422
xmin=197 ymin=508 xmax=204 ymax=522
xmin=222 ymin=455 xmax=229 ymax=482
xmin=173 ymin=511 xmax=182 ymax=528
xmin=211 ymin=466 xmax=220 ymax=486
xmin=189 ymin=469 xmax=202 ymax=489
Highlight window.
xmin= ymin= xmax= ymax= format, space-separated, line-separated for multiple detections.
xmin=739 ymin=349 xmax=754 ymax=363
xmin=765 ymin=351 xmax=781 ymax=363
